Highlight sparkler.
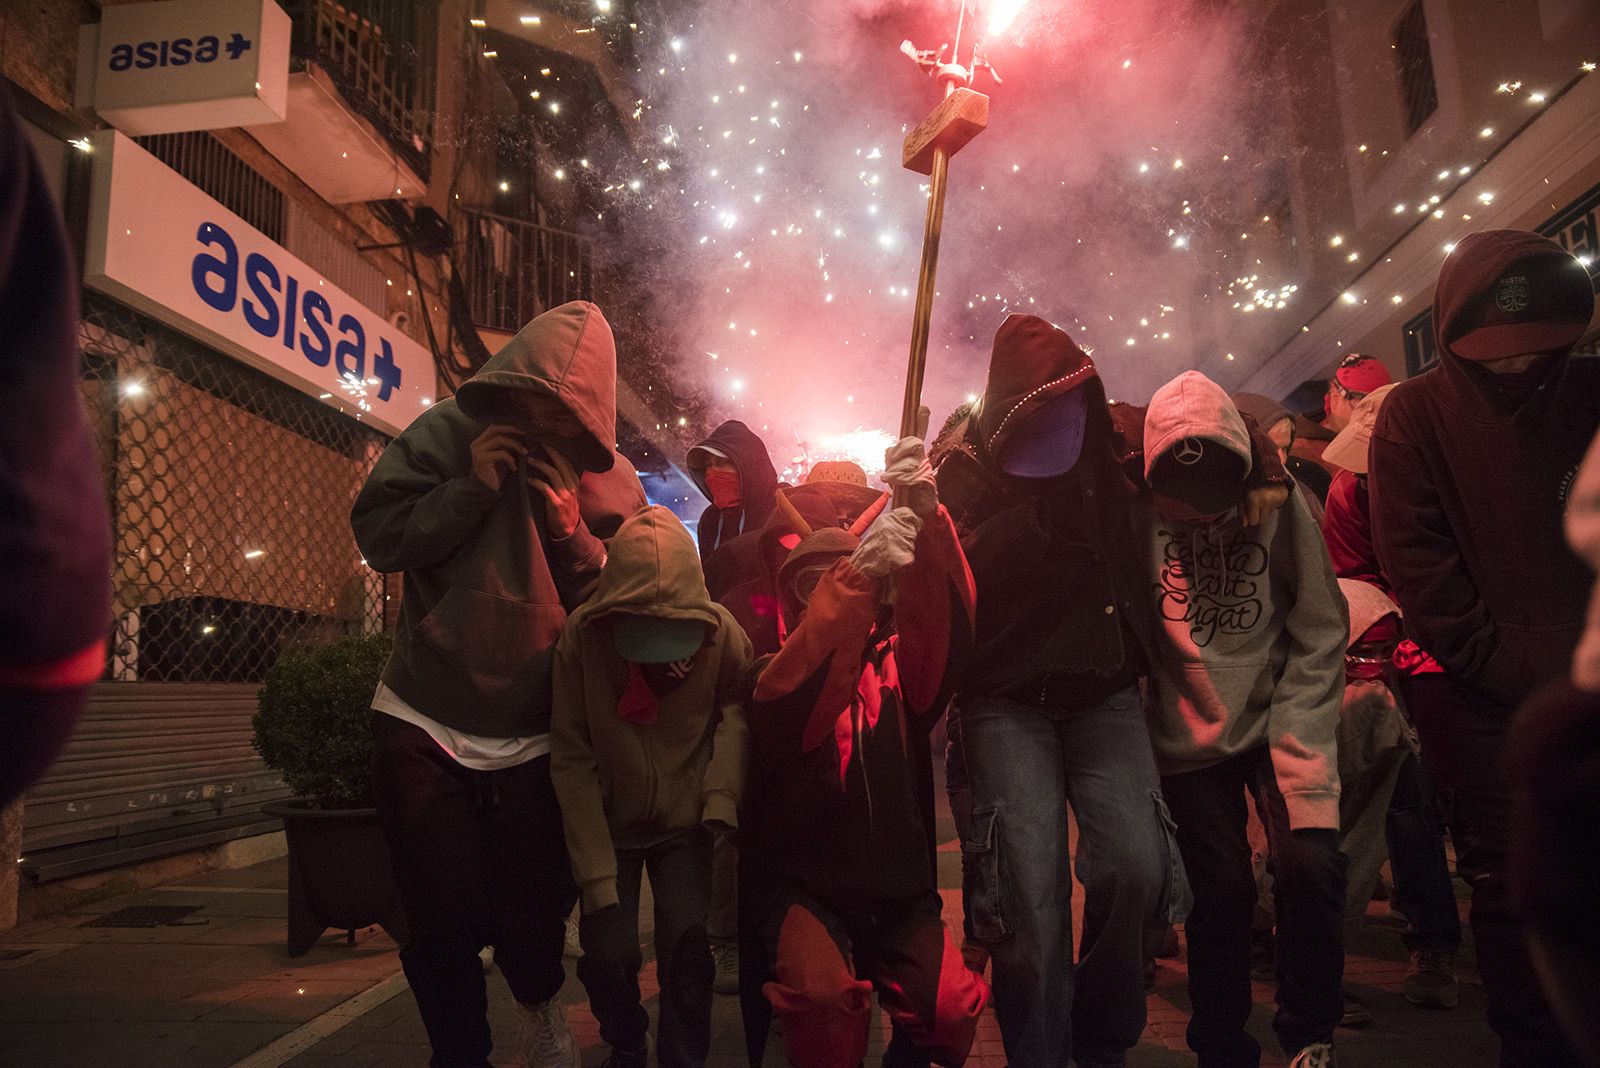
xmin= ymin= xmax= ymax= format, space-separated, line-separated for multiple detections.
xmin=894 ymin=0 xmax=1004 ymax=458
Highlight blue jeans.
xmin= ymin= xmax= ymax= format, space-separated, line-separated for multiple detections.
xmin=959 ymin=686 xmax=1174 ymax=1067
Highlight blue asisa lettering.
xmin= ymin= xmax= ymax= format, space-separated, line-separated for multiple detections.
xmin=300 ymin=292 xmax=333 ymax=366
xmin=334 ymin=314 xmax=365 ymax=382
xmin=106 ymin=34 xmax=229 ymax=71
xmin=189 ymin=221 xmax=402 ymax=402
xmin=242 ymin=253 xmax=281 ymax=337
xmin=373 ymin=339 xmax=401 ymax=401
xmin=191 ymin=223 xmax=238 ymax=312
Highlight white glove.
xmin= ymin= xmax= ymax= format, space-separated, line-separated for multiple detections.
xmin=850 ymin=507 xmax=924 ymax=578
xmin=882 ymin=437 xmax=937 ymax=518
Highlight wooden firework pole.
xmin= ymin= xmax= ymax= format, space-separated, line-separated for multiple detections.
xmin=896 ymin=8 xmax=997 ymax=464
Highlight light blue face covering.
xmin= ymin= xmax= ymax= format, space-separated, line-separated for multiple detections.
xmin=994 ymin=387 xmax=1089 ymax=478
xmin=612 ymin=616 xmax=707 ymax=664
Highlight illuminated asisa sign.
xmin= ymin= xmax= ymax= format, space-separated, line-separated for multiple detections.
xmin=75 ymin=0 xmax=290 ymax=136
xmin=84 ymin=131 xmax=431 ymax=436
xmin=191 ymin=222 xmax=403 ymax=402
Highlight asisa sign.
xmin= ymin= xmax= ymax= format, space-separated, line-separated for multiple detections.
xmin=85 ymin=131 xmax=431 ymax=437
xmin=75 ymin=0 xmax=289 ymax=136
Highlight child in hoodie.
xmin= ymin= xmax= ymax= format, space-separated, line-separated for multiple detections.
xmin=742 ymin=437 xmax=989 ymax=1068
xmin=1136 ymin=372 xmax=1349 ymax=1068
xmin=550 ymin=505 xmax=752 ymax=1068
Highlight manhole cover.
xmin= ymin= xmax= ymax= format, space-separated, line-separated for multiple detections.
xmin=80 ymin=905 xmax=207 ymax=928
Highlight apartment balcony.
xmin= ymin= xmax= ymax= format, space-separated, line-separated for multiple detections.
xmin=457 ymin=208 xmax=597 ymax=335
xmin=249 ymin=0 xmax=436 ymax=203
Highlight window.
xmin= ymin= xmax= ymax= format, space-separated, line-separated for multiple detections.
xmin=1393 ymin=0 xmax=1439 ymax=135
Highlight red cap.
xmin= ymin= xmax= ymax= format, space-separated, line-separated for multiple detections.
xmin=1333 ymin=354 xmax=1392 ymax=396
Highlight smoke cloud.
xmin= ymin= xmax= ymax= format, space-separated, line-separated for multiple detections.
xmin=614 ymin=0 xmax=1304 ymax=473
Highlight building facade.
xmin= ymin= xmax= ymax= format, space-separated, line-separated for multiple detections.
xmin=1228 ymin=0 xmax=1600 ymax=400
xmin=1 ymin=0 xmax=682 ymax=915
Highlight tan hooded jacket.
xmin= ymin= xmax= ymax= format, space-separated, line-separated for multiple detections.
xmin=551 ymin=506 xmax=751 ymax=911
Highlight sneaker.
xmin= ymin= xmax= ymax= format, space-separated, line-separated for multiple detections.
xmin=1339 ymin=992 xmax=1374 ymax=1027
xmin=515 ymin=999 xmax=579 ymax=1068
xmin=563 ymin=914 xmax=582 ymax=958
xmin=1404 ymin=949 xmax=1459 ymax=1009
xmin=600 ymin=1045 xmax=647 ymax=1068
xmin=1288 ymin=1042 xmax=1335 ymax=1068
xmin=712 ymin=939 xmax=740 ymax=995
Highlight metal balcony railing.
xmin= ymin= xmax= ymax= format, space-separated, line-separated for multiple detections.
xmin=457 ymin=209 xmax=597 ymax=333
xmin=287 ymin=0 xmax=436 ymax=177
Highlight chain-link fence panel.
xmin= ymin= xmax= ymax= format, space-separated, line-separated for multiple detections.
xmin=79 ymin=293 xmax=393 ymax=684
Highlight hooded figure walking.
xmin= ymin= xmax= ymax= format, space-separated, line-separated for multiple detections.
xmin=688 ymin=420 xmax=780 ymax=563
xmin=1369 ymin=230 xmax=1599 ymax=1066
xmin=352 ymin=301 xmax=646 ymax=1068
xmin=1136 ymin=372 xmax=1349 ymax=1068
xmin=932 ymin=315 xmax=1289 ymax=1068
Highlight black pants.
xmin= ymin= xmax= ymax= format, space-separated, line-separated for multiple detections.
xmin=577 ymin=828 xmax=714 ymax=1067
xmin=1162 ymin=746 xmax=1346 ymax=1066
xmin=1384 ymin=750 xmax=1462 ymax=953
xmin=1397 ymin=674 xmax=1584 ymax=1066
xmin=371 ymin=714 xmax=575 ymax=1068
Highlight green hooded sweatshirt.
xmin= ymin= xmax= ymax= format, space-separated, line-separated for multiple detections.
xmin=351 ymin=301 xmax=645 ymax=738
xmin=551 ymin=506 xmax=752 ymax=912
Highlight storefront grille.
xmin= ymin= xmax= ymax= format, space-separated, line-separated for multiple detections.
xmin=79 ymin=293 xmax=392 ymax=685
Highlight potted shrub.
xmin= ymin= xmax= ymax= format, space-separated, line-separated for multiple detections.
xmin=255 ymin=633 xmax=408 ymax=956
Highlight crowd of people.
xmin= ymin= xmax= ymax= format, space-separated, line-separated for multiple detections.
xmin=3 ymin=75 xmax=1596 ymax=1066
xmin=342 ymin=226 xmax=1599 ymax=1068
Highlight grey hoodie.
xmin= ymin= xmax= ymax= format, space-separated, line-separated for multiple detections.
xmin=1137 ymin=372 xmax=1347 ymax=829
xmin=352 ymin=302 xmax=646 ymax=738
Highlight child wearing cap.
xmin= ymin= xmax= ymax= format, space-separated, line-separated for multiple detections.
xmin=741 ymin=436 xmax=989 ymax=1068
xmin=550 ymin=505 xmax=752 ymax=1068
xmin=1136 ymin=372 xmax=1349 ymax=1068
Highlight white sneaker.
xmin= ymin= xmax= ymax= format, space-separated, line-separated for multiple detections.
xmin=564 ymin=914 xmax=583 ymax=958
xmin=1289 ymin=1042 xmax=1336 ymax=1068
xmin=515 ymin=999 xmax=579 ymax=1068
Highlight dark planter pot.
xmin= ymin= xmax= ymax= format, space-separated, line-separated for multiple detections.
xmin=263 ymin=800 xmax=409 ymax=957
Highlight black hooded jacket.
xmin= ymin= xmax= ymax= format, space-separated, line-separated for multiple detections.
xmin=1371 ymin=230 xmax=1600 ymax=711
xmin=935 ymin=316 xmax=1157 ymax=705
xmin=935 ymin=315 xmax=1289 ymax=706
xmin=690 ymin=420 xmax=779 ymax=559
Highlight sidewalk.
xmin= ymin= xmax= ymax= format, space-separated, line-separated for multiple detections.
xmin=0 ymin=842 xmax=1497 ymax=1067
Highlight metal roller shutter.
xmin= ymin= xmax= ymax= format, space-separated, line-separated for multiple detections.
xmin=20 ymin=684 xmax=291 ymax=881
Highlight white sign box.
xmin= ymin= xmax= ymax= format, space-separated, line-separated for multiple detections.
xmin=76 ymin=0 xmax=290 ymax=135
xmin=85 ymin=131 xmax=432 ymax=437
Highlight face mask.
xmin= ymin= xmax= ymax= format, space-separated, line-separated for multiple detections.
xmin=705 ymin=468 xmax=743 ymax=509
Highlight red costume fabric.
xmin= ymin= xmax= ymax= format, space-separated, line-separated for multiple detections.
xmin=743 ymin=508 xmax=987 ymax=1066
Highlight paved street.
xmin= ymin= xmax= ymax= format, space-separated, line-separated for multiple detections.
xmin=1 ymin=799 xmax=1496 ymax=1068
